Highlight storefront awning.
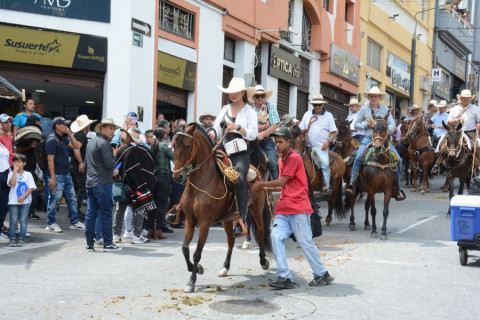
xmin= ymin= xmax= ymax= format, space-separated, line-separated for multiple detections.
xmin=0 ymin=76 xmax=22 ymax=100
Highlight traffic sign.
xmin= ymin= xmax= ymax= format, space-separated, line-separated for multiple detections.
xmin=132 ymin=32 xmax=143 ymax=47
xmin=432 ymin=69 xmax=441 ymax=82
xmin=131 ymin=18 xmax=151 ymax=37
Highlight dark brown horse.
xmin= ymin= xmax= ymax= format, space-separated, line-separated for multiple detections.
xmin=356 ymin=113 xmax=396 ymax=240
xmin=441 ymin=121 xmax=473 ymax=216
xmin=291 ymin=126 xmax=347 ymax=225
xmin=172 ymin=123 xmax=272 ymax=293
xmin=398 ymin=120 xmax=414 ymax=187
xmin=408 ymin=116 xmax=436 ymax=194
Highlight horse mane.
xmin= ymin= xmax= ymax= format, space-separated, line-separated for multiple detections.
xmin=293 ymin=126 xmax=303 ymax=138
xmin=183 ymin=122 xmax=215 ymax=148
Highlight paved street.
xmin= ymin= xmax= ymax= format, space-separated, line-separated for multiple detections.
xmin=1 ymin=175 xmax=479 ymax=320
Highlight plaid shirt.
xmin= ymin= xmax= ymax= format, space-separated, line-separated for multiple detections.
xmin=153 ymin=142 xmax=174 ymax=175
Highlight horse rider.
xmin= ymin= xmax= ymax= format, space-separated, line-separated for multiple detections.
xmin=345 ymin=86 xmax=405 ymax=200
xmin=249 ymin=84 xmax=281 ymax=180
xmin=198 ymin=112 xmax=216 ymax=131
xmin=431 ymin=89 xmax=480 ymax=175
xmin=299 ymin=94 xmax=337 ymax=196
xmin=426 ymin=99 xmax=438 ymax=136
xmin=345 ymin=98 xmax=365 ymax=144
xmin=429 ymin=100 xmax=448 ymax=149
xmin=213 ymin=78 xmax=257 ymax=238
xmin=406 ymin=104 xmax=421 ymax=121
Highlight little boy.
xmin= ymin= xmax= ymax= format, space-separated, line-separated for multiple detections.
xmin=7 ymin=153 xmax=36 ymax=247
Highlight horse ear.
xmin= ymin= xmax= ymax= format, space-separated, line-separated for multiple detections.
xmin=456 ymin=122 xmax=462 ymax=131
xmin=442 ymin=120 xmax=450 ymax=131
xmin=347 ymin=119 xmax=353 ymax=126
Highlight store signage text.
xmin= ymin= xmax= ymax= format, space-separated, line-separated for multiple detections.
xmin=390 ymin=66 xmax=410 ymax=93
xmin=268 ymin=45 xmax=301 ymax=86
xmin=330 ymin=45 xmax=359 ymax=83
xmin=4 ymin=38 xmax=62 ymax=53
xmin=157 ymin=51 xmax=196 ymax=92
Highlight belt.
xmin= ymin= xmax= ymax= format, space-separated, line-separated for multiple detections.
xmin=464 ymin=130 xmax=476 ymax=133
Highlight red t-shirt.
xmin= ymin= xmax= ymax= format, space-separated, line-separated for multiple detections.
xmin=274 ymin=148 xmax=313 ymax=215
xmin=0 ymin=133 xmax=13 ymax=166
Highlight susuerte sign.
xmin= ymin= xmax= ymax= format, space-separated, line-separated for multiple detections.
xmin=268 ymin=45 xmax=301 ymax=86
xmin=157 ymin=51 xmax=196 ymax=92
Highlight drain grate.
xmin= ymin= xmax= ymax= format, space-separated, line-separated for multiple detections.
xmin=209 ymin=298 xmax=280 ymax=315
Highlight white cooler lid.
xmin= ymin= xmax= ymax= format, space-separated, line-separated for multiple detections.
xmin=450 ymin=195 xmax=480 ymax=207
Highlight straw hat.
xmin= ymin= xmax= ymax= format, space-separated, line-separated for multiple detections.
xmin=218 ymin=78 xmax=256 ymax=96
xmin=363 ymin=86 xmax=386 ymax=100
xmin=457 ymin=89 xmax=476 ymax=100
xmin=94 ymin=118 xmax=120 ymax=133
xmin=281 ymin=114 xmax=294 ymax=125
xmin=71 ymin=114 xmax=96 ymax=132
xmin=435 ymin=100 xmax=448 ymax=108
xmin=309 ymin=94 xmax=328 ymax=105
xmin=344 ymin=98 xmax=360 ymax=106
xmin=199 ymin=112 xmax=216 ymax=122
xmin=124 ymin=127 xmax=146 ymax=145
xmin=428 ymin=99 xmax=438 ymax=105
xmin=247 ymin=84 xmax=274 ymax=101
xmin=410 ymin=104 xmax=420 ymax=110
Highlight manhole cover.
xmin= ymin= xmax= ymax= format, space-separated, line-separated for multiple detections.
xmin=209 ymin=298 xmax=280 ymax=315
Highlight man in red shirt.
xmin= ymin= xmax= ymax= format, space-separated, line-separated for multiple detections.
xmin=252 ymin=127 xmax=334 ymax=289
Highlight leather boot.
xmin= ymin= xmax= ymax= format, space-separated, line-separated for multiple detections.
xmin=393 ymin=181 xmax=406 ymax=201
xmin=147 ymin=229 xmax=155 ymax=240
xmin=154 ymin=230 xmax=168 ymax=240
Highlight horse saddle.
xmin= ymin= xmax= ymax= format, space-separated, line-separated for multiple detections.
xmin=346 ymin=149 xmax=357 ymax=167
xmin=215 ymin=150 xmax=258 ymax=183
xmin=363 ymin=145 xmax=398 ymax=163
xmin=308 ymin=147 xmax=335 ymax=171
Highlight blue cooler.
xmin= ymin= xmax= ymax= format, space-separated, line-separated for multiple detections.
xmin=450 ymin=195 xmax=480 ymax=242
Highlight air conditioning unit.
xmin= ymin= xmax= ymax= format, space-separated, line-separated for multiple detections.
xmin=419 ymin=75 xmax=429 ymax=91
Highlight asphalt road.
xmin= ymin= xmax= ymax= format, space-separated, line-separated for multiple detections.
xmin=1 ymin=174 xmax=479 ymax=320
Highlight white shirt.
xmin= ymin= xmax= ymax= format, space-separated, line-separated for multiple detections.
xmin=299 ymin=110 xmax=337 ymax=149
xmin=0 ymin=143 xmax=9 ymax=172
xmin=448 ymin=103 xmax=480 ymax=131
xmin=7 ymin=170 xmax=36 ymax=205
xmin=346 ymin=111 xmax=364 ymax=136
xmin=213 ymin=104 xmax=258 ymax=141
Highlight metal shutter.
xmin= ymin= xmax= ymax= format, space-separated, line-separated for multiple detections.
xmin=277 ymin=79 xmax=290 ymax=118
xmin=321 ymin=84 xmax=350 ymax=121
xmin=296 ymin=90 xmax=309 ymax=119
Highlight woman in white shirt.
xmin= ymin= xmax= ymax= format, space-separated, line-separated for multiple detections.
xmin=213 ymin=78 xmax=257 ymax=237
xmin=0 ymin=122 xmax=12 ymax=239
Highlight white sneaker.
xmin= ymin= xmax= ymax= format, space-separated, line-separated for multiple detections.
xmin=0 ymin=233 xmax=9 ymax=239
xmin=95 ymin=238 xmax=104 ymax=247
xmin=141 ymin=229 xmax=148 ymax=236
xmin=46 ymin=223 xmax=63 ymax=233
xmin=131 ymin=235 xmax=149 ymax=244
xmin=69 ymin=221 xmax=85 ymax=230
xmin=113 ymin=235 xmax=121 ymax=243
xmin=0 ymin=234 xmax=8 ymax=243
xmin=122 ymin=230 xmax=134 ymax=240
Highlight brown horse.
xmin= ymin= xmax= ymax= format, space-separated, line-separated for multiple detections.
xmin=398 ymin=120 xmax=414 ymax=187
xmin=356 ymin=113 xmax=397 ymax=240
xmin=408 ymin=116 xmax=436 ymax=194
xmin=290 ymin=126 xmax=347 ymax=225
xmin=172 ymin=123 xmax=272 ymax=293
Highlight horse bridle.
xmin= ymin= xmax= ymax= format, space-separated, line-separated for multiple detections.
xmin=172 ymin=131 xmax=198 ymax=175
xmin=336 ymin=123 xmax=352 ymax=149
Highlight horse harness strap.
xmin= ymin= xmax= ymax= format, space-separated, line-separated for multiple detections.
xmin=363 ymin=161 xmax=397 ymax=170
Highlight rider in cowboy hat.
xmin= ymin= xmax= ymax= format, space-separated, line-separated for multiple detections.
xmin=345 ymin=98 xmax=365 ymax=143
xmin=199 ymin=112 xmax=216 ymax=131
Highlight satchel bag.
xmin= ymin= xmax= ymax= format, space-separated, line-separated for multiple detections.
xmin=113 ymin=180 xmax=128 ymax=202
xmin=224 ymin=138 xmax=248 ymax=156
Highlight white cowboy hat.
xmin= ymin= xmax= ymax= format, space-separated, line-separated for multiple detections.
xmin=344 ymin=98 xmax=360 ymax=106
xmin=126 ymin=127 xmax=146 ymax=145
xmin=309 ymin=94 xmax=328 ymax=105
xmin=363 ymin=86 xmax=386 ymax=100
xmin=218 ymin=78 xmax=256 ymax=96
xmin=199 ymin=112 xmax=216 ymax=122
xmin=409 ymin=104 xmax=420 ymax=110
xmin=428 ymin=99 xmax=438 ymax=105
xmin=71 ymin=114 xmax=96 ymax=132
xmin=435 ymin=100 xmax=448 ymax=108
xmin=247 ymin=84 xmax=274 ymax=101
xmin=457 ymin=89 xmax=476 ymax=100
xmin=94 ymin=118 xmax=120 ymax=133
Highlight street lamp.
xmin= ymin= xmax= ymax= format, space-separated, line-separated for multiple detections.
xmin=409 ymin=3 xmax=448 ymax=105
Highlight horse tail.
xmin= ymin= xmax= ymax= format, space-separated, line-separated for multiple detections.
xmin=250 ymin=200 xmax=273 ymax=257
xmin=333 ymin=179 xmax=347 ymax=220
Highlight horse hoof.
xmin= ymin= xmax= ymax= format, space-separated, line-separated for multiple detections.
xmin=324 ymin=221 xmax=330 ymax=226
xmin=380 ymin=234 xmax=387 ymax=240
xmin=349 ymin=224 xmax=356 ymax=231
xmin=261 ymin=260 xmax=269 ymax=270
xmin=420 ymin=190 xmax=425 ymax=195
xmin=364 ymin=225 xmax=371 ymax=231
xmin=242 ymin=240 xmax=250 ymax=249
xmin=218 ymin=267 xmax=229 ymax=277
xmin=198 ymin=264 xmax=204 ymax=275
xmin=184 ymin=284 xmax=195 ymax=293
xmin=371 ymin=232 xmax=378 ymax=238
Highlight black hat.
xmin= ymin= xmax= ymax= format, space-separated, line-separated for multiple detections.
xmin=52 ymin=117 xmax=71 ymax=129
xmin=271 ymin=126 xmax=292 ymax=140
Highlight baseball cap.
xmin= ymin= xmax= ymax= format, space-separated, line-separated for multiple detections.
xmin=52 ymin=117 xmax=71 ymax=128
xmin=0 ymin=113 xmax=13 ymax=123
xmin=125 ymin=112 xmax=138 ymax=118
xmin=271 ymin=126 xmax=292 ymax=140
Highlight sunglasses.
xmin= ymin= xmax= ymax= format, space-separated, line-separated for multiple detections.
xmin=254 ymin=94 xmax=266 ymax=99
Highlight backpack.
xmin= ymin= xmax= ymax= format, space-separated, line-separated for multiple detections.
xmin=34 ymin=134 xmax=59 ymax=171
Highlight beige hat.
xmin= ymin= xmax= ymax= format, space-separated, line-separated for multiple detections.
xmin=363 ymin=86 xmax=386 ymax=100
xmin=457 ymin=89 xmax=476 ymax=100
xmin=247 ymin=84 xmax=274 ymax=101
xmin=435 ymin=100 xmax=448 ymax=108
xmin=199 ymin=112 xmax=216 ymax=122
xmin=71 ymin=114 xmax=96 ymax=132
xmin=428 ymin=99 xmax=438 ymax=105
xmin=281 ymin=114 xmax=294 ymax=125
xmin=309 ymin=94 xmax=328 ymax=105
xmin=126 ymin=127 xmax=146 ymax=144
xmin=410 ymin=104 xmax=420 ymax=110
xmin=344 ymin=98 xmax=360 ymax=106
xmin=94 ymin=118 xmax=120 ymax=133
xmin=218 ymin=78 xmax=256 ymax=96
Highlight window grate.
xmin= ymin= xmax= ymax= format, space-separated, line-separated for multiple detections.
xmin=280 ymin=0 xmax=294 ymax=42
xmin=159 ymin=1 xmax=195 ymax=41
xmin=302 ymin=8 xmax=311 ymax=52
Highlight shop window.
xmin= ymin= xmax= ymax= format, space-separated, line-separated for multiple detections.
xmin=386 ymin=52 xmax=410 ymax=77
xmin=222 ymin=66 xmax=234 ymax=106
xmin=280 ymin=0 xmax=294 ymax=42
xmin=224 ymin=37 xmax=235 ymax=62
xmin=323 ymin=0 xmax=330 ymax=12
xmin=301 ymin=8 xmax=312 ymax=52
xmin=345 ymin=0 xmax=354 ymax=24
xmin=159 ymin=1 xmax=195 ymax=41
xmin=367 ymin=39 xmax=381 ymax=72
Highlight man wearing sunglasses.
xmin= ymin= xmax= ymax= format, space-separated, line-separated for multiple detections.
xmin=249 ymin=85 xmax=281 ymax=179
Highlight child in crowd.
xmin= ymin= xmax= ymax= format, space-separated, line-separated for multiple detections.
xmin=7 ymin=153 xmax=36 ymax=247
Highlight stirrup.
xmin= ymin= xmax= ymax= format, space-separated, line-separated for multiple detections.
xmin=345 ymin=185 xmax=354 ymax=195
xmin=394 ymin=189 xmax=406 ymax=201
xmin=233 ymin=218 xmax=247 ymax=238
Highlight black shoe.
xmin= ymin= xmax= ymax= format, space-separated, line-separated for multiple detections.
xmin=233 ymin=224 xmax=243 ymax=237
xmin=166 ymin=213 xmax=177 ymax=224
xmin=323 ymin=188 xmax=332 ymax=197
xmin=269 ymin=277 xmax=297 ymax=290
xmin=161 ymin=226 xmax=174 ymax=233
xmin=28 ymin=212 xmax=40 ymax=220
xmin=345 ymin=185 xmax=354 ymax=195
xmin=104 ymin=244 xmax=122 ymax=252
xmin=171 ymin=221 xmax=184 ymax=229
xmin=86 ymin=242 xmax=95 ymax=252
xmin=309 ymin=271 xmax=334 ymax=287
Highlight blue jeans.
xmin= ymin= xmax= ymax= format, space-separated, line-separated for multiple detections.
xmin=260 ymin=138 xmax=279 ymax=180
xmin=45 ymin=174 xmax=80 ymax=225
xmin=0 ymin=170 xmax=9 ymax=227
xmin=350 ymin=136 xmax=402 ymax=184
xmin=9 ymin=204 xmax=29 ymax=240
xmin=85 ymin=184 xmax=113 ymax=246
xmin=271 ymin=214 xmax=328 ymax=279
xmin=313 ymin=147 xmax=330 ymax=188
